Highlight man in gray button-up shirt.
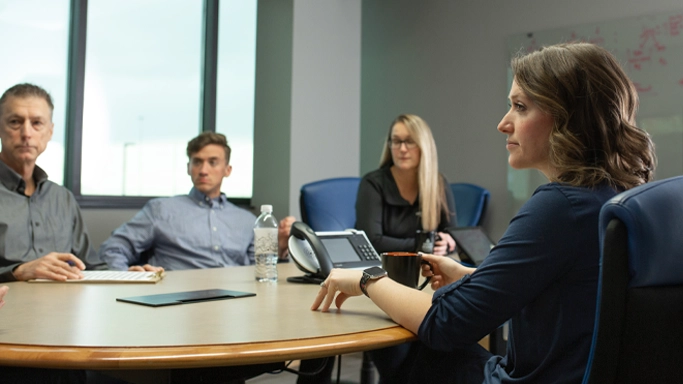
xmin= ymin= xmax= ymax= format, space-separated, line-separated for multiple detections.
xmin=0 ymin=83 xmax=102 ymax=283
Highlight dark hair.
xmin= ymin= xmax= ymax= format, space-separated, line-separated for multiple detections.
xmin=0 ymin=83 xmax=54 ymax=117
xmin=186 ymin=132 xmax=231 ymax=164
xmin=512 ymin=43 xmax=656 ymax=190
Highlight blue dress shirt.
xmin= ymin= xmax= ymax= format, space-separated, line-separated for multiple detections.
xmin=100 ymin=188 xmax=256 ymax=271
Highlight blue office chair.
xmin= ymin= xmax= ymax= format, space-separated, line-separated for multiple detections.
xmin=299 ymin=177 xmax=360 ymax=231
xmin=582 ymin=175 xmax=683 ymax=384
xmin=450 ymin=182 xmax=490 ymax=227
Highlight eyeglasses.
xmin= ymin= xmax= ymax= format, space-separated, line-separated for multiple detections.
xmin=389 ymin=138 xmax=417 ymax=149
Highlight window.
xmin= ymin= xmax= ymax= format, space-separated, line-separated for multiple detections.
xmin=0 ymin=0 xmax=70 ymax=184
xmin=81 ymin=0 xmax=203 ymax=196
xmin=0 ymin=0 xmax=257 ymax=205
xmin=215 ymin=0 xmax=257 ymax=199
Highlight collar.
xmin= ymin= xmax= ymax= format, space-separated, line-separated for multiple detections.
xmin=0 ymin=159 xmax=48 ymax=195
xmin=189 ymin=187 xmax=228 ymax=208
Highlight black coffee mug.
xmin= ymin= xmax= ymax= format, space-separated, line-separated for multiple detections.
xmin=415 ymin=230 xmax=436 ymax=253
xmin=381 ymin=252 xmax=431 ymax=290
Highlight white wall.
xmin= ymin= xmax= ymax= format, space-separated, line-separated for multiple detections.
xmin=288 ymin=0 xmax=362 ymax=217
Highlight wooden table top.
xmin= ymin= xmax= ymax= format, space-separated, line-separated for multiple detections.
xmin=0 ymin=263 xmax=416 ymax=369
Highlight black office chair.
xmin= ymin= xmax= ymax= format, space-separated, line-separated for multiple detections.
xmin=582 ymin=175 xmax=683 ymax=384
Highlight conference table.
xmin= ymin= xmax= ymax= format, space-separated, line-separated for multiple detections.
xmin=0 ymin=262 xmax=415 ymax=381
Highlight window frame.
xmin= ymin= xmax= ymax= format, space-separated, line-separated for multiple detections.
xmin=64 ymin=0 xmax=250 ymax=209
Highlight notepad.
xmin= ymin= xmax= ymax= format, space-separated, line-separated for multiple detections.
xmin=116 ymin=289 xmax=256 ymax=307
xmin=28 ymin=270 xmax=165 ymax=283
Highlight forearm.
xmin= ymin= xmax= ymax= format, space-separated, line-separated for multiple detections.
xmin=365 ymin=277 xmax=433 ymax=334
xmin=356 ymin=210 xmax=415 ymax=252
xmin=100 ymin=208 xmax=156 ymax=270
xmin=367 ymin=234 xmax=415 ymax=253
xmin=99 ymin=238 xmax=140 ymax=270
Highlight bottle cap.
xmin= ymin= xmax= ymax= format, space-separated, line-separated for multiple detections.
xmin=260 ymin=204 xmax=273 ymax=213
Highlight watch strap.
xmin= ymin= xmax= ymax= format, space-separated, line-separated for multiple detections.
xmin=360 ymin=268 xmax=387 ymax=298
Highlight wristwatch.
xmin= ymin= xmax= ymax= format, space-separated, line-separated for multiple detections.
xmin=360 ymin=266 xmax=388 ymax=298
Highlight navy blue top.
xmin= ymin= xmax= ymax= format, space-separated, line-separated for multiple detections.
xmin=418 ymin=183 xmax=618 ymax=383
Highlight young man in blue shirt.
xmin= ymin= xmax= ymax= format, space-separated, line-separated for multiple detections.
xmin=100 ymin=132 xmax=293 ymax=271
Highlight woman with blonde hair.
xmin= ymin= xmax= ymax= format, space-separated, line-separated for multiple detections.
xmin=313 ymin=43 xmax=655 ymax=383
xmin=353 ymin=113 xmax=456 ymax=384
xmin=356 ymin=113 xmax=456 ymax=256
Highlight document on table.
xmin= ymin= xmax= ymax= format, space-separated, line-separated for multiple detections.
xmin=28 ymin=270 xmax=165 ymax=284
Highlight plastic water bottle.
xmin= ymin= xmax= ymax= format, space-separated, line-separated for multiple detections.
xmin=253 ymin=204 xmax=279 ymax=282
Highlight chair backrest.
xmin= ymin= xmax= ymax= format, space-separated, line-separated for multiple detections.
xmin=583 ymin=175 xmax=683 ymax=384
xmin=299 ymin=177 xmax=361 ymax=231
xmin=450 ymin=182 xmax=490 ymax=227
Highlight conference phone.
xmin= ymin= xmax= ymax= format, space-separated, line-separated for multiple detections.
xmin=287 ymin=221 xmax=381 ymax=284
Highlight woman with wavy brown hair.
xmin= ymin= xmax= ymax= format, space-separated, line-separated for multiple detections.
xmin=312 ymin=43 xmax=655 ymax=384
xmin=514 ymin=42 xmax=655 ymax=189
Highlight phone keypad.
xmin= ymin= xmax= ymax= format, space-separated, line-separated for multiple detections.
xmin=358 ymin=244 xmax=380 ymax=261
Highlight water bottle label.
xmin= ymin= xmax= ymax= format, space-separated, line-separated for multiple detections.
xmin=254 ymin=228 xmax=278 ymax=254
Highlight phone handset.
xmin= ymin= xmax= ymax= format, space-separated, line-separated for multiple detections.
xmin=289 ymin=221 xmax=334 ymax=278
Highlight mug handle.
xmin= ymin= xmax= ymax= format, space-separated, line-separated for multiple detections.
xmin=417 ymin=260 xmax=432 ymax=290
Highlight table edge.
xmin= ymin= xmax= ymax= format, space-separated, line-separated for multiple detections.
xmin=0 ymin=326 xmax=417 ymax=369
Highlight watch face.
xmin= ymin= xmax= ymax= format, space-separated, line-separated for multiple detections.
xmin=364 ymin=266 xmax=387 ymax=278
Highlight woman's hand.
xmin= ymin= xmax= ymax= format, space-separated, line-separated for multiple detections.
xmin=433 ymin=231 xmax=456 ymax=255
xmin=313 ymin=267 xmax=435 ymax=334
xmin=420 ymin=253 xmax=475 ymax=290
xmin=311 ymin=268 xmax=364 ymax=312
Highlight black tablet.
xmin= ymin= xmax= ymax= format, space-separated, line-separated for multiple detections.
xmin=446 ymin=226 xmax=496 ymax=266
xmin=117 ymin=289 xmax=255 ymax=307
